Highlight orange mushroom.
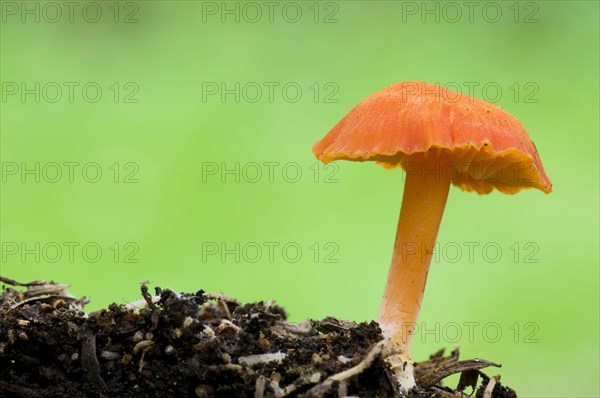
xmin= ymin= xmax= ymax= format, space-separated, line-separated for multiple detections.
xmin=312 ymin=81 xmax=552 ymax=391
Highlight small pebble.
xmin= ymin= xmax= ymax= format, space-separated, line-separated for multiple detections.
xmin=100 ymin=351 xmax=120 ymax=361
xmin=183 ymin=316 xmax=193 ymax=328
xmin=165 ymin=345 xmax=176 ymax=356
xmin=195 ymin=385 xmax=213 ymax=397
xmin=133 ymin=330 xmax=144 ymax=342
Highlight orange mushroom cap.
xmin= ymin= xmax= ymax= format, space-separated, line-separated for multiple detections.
xmin=313 ymin=81 xmax=552 ymax=194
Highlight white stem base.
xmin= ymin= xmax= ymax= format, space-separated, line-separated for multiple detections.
xmin=386 ymin=355 xmax=416 ymax=394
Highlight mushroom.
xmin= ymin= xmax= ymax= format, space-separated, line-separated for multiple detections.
xmin=312 ymin=81 xmax=552 ymax=392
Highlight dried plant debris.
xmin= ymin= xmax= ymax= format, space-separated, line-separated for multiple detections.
xmin=0 ymin=277 xmax=517 ymax=397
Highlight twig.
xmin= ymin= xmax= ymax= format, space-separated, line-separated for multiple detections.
xmin=417 ymin=358 xmax=500 ymax=389
xmin=238 ymin=352 xmax=286 ymax=367
xmin=6 ymin=280 xmax=78 ymax=309
xmin=140 ymin=284 xmax=156 ymax=310
xmin=123 ymin=296 xmax=161 ymax=310
xmin=254 ymin=375 xmax=266 ymax=398
xmin=304 ymin=341 xmax=386 ymax=397
xmin=483 ymin=374 xmax=500 ymax=398
xmin=0 ymin=276 xmax=48 ymax=287
xmin=281 ymin=372 xmax=321 ymax=396
xmin=123 ymin=291 xmax=237 ymax=311
xmin=81 ymin=324 xmax=108 ymax=392
xmin=216 ymin=298 xmax=232 ymax=320
xmin=204 ymin=292 xmax=238 ymax=303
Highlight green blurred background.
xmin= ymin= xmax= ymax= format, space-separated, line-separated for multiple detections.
xmin=1 ymin=1 xmax=598 ymax=396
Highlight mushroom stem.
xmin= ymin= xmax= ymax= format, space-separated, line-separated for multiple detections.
xmin=378 ymin=153 xmax=451 ymax=389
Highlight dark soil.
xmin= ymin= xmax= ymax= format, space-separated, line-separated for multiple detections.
xmin=0 ymin=277 xmax=517 ymax=398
